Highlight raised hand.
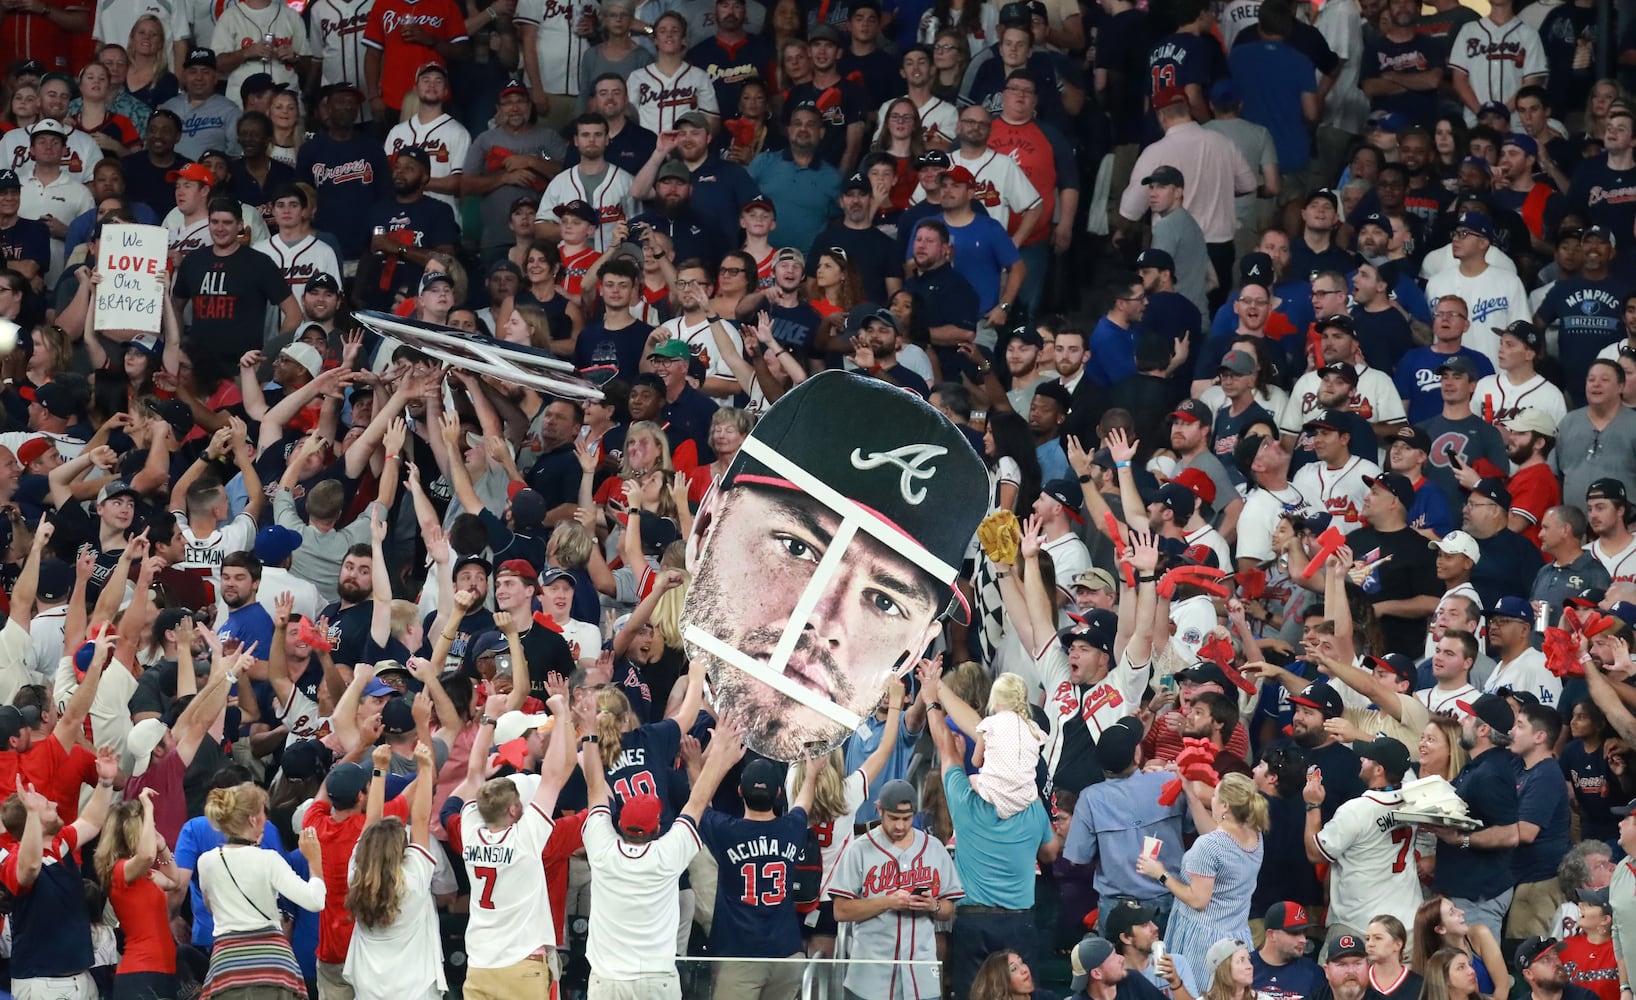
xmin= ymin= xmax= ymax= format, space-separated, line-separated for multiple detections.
xmin=1105 ymin=427 xmax=1137 ymax=464
xmin=372 ymin=743 xmax=393 ymax=769
xmin=493 ymin=609 xmax=515 ymax=633
xmin=273 ymin=591 xmax=295 ymax=629
xmin=1017 ymin=512 xmax=1044 ymax=560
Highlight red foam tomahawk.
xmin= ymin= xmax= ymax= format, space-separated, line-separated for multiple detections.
xmin=1301 ymin=525 xmax=1347 ymax=580
xmin=1158 ymin=564 xmax=1230 ymax=599
xmin=1104 ymin=512 xmax=1137 ymax=588
xmin=1158 ymin=738 xmax=1222 ymax=805
xmin=1197 ymin=636 xmax=1258 ymax=694
xmin=296 ymin=616 xmax=333 ymax=653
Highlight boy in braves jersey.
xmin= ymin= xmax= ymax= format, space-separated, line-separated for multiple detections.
xmin=539 ymin=113 xmax=635 ymax=251
xmin=550 ymin=200 xmax=603 ymax=297
xmin=1304 ymin=736 xmax=1423 ymax=937
xmin=1291 ymin=414 xmax=1379 ymax=534
xmin=252 ymin=184 xmax=340 ymax=301
xmin=830 ymin=778 xmax=962 ymax=1000
xmin=700 ymin=753 xmax=823 ymax=999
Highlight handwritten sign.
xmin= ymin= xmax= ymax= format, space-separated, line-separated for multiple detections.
xmin=95 ymin=225 xmax=166 ymax=334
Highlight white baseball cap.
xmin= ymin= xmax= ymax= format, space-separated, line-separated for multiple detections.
xmin=1429 ymin=530 xmax=1481 ymax=563
xmin=124 ymin=717 xmax=169 ymax=777
xmin=494 ymin=711 xmax=553 ymax=744
xmin=279 ymin=342 xmax=323 ymax=379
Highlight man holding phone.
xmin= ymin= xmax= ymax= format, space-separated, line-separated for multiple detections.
xmin=832 ymin=779 xmax=963 ymax=1000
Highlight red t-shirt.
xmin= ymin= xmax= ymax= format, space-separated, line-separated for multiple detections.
xmin=50 ymin=743 xmax=98 ymax=826
xmin=362 ymin=0 xmax=470 ymax=111
xmin=0 ymin=825 xmax=80 ymax=896
xmin=0 ymin=735 xmax=70 ymax=814
xmin=560 ymin=246 xmax=599 ymax=298
xmin=303 ymin=795 xmax=411 ymax=964
xmin=1507 ymin=463 xmax=1560 ymax=548
xmin=986 ymin=122 xmax=1056 ymax=246
xmin=0 ymin=0 xmax=87 ymax=72
xmin=109 ymin=858 xmax=177 ymax=974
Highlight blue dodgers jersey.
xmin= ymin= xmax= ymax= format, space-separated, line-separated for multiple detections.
xmin=700 ymin=807 xmax=808 ymax=958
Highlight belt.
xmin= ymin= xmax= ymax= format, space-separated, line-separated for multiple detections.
xmin=957 ymin=906 xmax=1029 ymax=915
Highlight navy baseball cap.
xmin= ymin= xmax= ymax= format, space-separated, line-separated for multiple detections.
xmin=739 ymin=757 xmax=783 ymax=810
xmin=1453 ymin=212 xmax=1494 ymax=240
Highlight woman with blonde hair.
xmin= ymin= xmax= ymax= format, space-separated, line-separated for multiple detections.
xmin=196 ymin=782 xmax=325 ymax=999
xmin=124 ymin=15 xmax=179 ymax=109
xmin=1196 ymin=940 xmax=1254 ymax=1000
xmin=586 ymin=658 xmax=705 ymax=820
xmin=343 ymin=743 xmax=441 ymax=1000
xmin=686 ymin=406 xmax=753 ymax=502
xmin=269 ymin=90 xmax=304 ymax=166
xmin=786 ymin=675 xmax=910 ymax=957
xmin=1420 ymin=947 xmax=1488 ymax=1000
xmin=97 ymin=790 xmax=181 ymax=1000
xmin=1136 ymin=772 xmax=1267 ymax=994
xmin=1364 ymin=915 xmax=1419 ymax=1000
xmin=928 ymin=29 xmax=971 ymax=102
xmin=501 ymin=304 xmax=556 ymax=351
xmin=1412 ymin=897 xmax=1506 ymax=997
xmin=72 ymin=61 xmax=140 ymax=156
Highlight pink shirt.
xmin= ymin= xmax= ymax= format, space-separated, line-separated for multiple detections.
xmin=1119 ymin=121 xmax=1256 ymax=243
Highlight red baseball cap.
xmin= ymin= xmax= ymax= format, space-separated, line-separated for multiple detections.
xmin=1172 ymin=467 xmax=1217 ymax=506
xmin=619 ymin=794 xmax=663 ymax=838
xmin=166 ymin=162 xmax=215 ymax=187
xmin=943 ymin=165 xmax=976 ymax=187
xmin=15 ymin=436 xmax=53 ymax=467
xmin=1152 ymin=86 xmax=1188 ymax=111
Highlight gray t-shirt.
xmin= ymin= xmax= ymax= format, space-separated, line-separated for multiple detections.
xmin=1416 ymin=412 xmax=1507 ymax=513
xmin=1183 ymin=450 xmax=1238 ymax=528
xmin=465 ymin=124 xmax=570 ymax=249
xmin=1553 ymin=406 xmax=1636 ymax=512
xmin=1204 ymin=116 xmax=1275 ymax=243
xmin=578 ymin=45 xmax=655 ymax=111
xmin=1151 ymin=206 xmax=1211 ymax=318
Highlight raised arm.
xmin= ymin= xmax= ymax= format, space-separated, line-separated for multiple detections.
xmin=9 ymin=518 xmax=52 ymax=629
xmin=857 ymin=677 xmax=905 ymax=787
xmin=679 ymin=719 xmax=745 ymax=823
xmin=367 ymin=507 xmax=392 ymax=647
xmin=666 ymin=656 xmax=706 ymax=727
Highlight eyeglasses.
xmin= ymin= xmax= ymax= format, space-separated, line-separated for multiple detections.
xmin=674 ymin=278 xmax=705 ymax=289
xmin=933 ymin=42 xmax=958 ymax=51
xmin=1239 ymin=297 xmax=1270 ymax=307
xmin=1310 ymin=288 xmax=1344 ymax=298
xmin=1433 ymin=310 xmax=1467 ymax=321
xmin=718 ymin=266 xmax=746 ymax=275
xmin=1003 ymin=85 xmax=1036 ymax=96
xmin=887 ymin=112 xmax=915 ymax=122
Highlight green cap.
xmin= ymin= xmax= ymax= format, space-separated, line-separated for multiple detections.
xmin=649 ymin=338 xmax=691 ymax=360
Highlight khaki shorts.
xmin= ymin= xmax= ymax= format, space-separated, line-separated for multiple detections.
xmin=588 ymin=972 xmax=682 ymax=1000
xmin=464 ymin=954 xmax=554 ymax=1000
xmin=711 ymin=953 xmax=804 ymax=1000
xmin=316 ymin=962 xmax=354 ymax=1000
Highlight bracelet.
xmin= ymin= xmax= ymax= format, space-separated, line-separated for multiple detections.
xmin=442 ymin=631 xmax=459 ymax=642
xmin=1305 ymin=803 xmax=1321 ymax=812
xmin=1116 ymin=461 xmax=1131 ymax=468
xmin=1138 ymin=574 xmax=1156 ymax=583
xmin=386 ymin=454 xmax=399 ymax=462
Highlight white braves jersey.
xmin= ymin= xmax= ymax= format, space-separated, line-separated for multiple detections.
xmin=1039 ymin=643 xmax=1153 ymax=785
xmin=253 ymin=233 xmax=341 ymax=301
xmin=1279 ymin=364 xmax=1405 ymax=435
xmin=873 ymin=95 xmax=958 ymax=149
xmin=1449 ymin=16 xmax=1546 ymax=125
xmin=385 ymin=113 xmax=472 ymax=218
xmin=1314 ymin=787 xmax=1423 ymax=934
xmin=1588 ymin=537 xmax=1636 ymax=585
xmin=167 ymin=214 xmax=212 ymax=264
xmin=1417 ymin=681 xmax=1479 ymax=716
xmin=94 ymin=0 xmax=189 ymax=50
xmin=949 ymin=148 xmax=1041 ymax=234
xmin=782 ymin=767 xmax=867 ymax=907
xmin=307 ymin=0 xmax=375 ymax=89
xmin=171 ymin=511 xmax=258 ymax=583
xmin=539 ymin=165 xmax=635 ymax=251
xmin=1473 ymin=372 xmax=1567 ymax=426
xmin=582 ymin=805 xmax=701 ymax=979
xmin=516 ymin=0 xmax=592 ymax=95
xmin=1291 ymin=456 xmax=1379 ymax=534
xmin=461 ymin=792 xmax=557 ymax=967
xmin=627 ymin=61 xmax=718 ymax=134
xmin=656 ymin=315 xmax=741 ymax=400
xmin=1482 ymin=648 xmax=1561 ymax=705
xmin=211 ymin=1 xmax=311 ymax=108
xmin=1237 ymin=484 xmax=1308 ymax=565
xmin=829 ymin=828 xmax=963 ymax=1000
xmin=274 ymin=684 xmax=335 ymax=748
xmin=0 ymin=127 xmax=102 ymax=178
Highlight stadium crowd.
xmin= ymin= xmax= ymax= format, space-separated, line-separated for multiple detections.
xmin=4 ymin=0 xmax=1636 ymax=997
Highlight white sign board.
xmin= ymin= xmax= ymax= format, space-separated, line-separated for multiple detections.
xmin=94 ymin=224 xmax=167 ymax=334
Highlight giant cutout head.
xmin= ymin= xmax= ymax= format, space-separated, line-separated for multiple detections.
xmin=685 ymin=371 xmax=989 ymax=761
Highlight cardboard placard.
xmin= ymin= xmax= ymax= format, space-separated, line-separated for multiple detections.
xmin=94 ymin=224 xmax=167 ymax=334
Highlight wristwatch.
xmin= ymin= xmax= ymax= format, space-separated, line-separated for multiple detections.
xmin=1459 ymin=834 xmax=1471 ymax=850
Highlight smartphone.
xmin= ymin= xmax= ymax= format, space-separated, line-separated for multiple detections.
xmin=912 ymin=886 xmax=931 ymax=896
